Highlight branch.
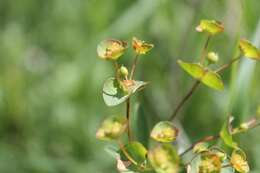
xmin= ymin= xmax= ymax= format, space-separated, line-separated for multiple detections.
xmin=179 ymin=116 xmax=260 ymax=157
xmin=130 ymin=54 xmax=139 ymax=79
xmin=180 ymin=135 xmax=219 ymax=157
xmin=114 ymin=61 xmax=120 ymax=80
xmin=215 ymin=56 xmax=241 ymax=73
xmin=170 ymin=36 xmax=211 ymax=121
xmin=170 ymin=80 xmax=201 ymax=121
xmin=200 ymin=35 xmax=211 ymax=64
xmin=126 ymin=98 xmax=132 ymax=141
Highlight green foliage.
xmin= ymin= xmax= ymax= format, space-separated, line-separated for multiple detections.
xmin=1 ymin=0 xmax=260 ymax=172
xmin=119 ymin=142 xmax=149 ymax=172
xmin=220 ymin=116 xmax=237 ymax=148
xmin=177 ymin=60 xmax=224 ymax=90
xmin=96 ymin=16 xmax=260 ymax=172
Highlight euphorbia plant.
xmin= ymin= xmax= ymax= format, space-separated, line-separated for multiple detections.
xmin=96 ymin=19 xmax=260 ymax=173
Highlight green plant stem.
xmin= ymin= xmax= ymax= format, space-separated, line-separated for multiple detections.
xmin=200 ymin=35 xmax=211 ymax=64
xmin=130 ymin=54 xmax=139 ymax=80
xmin=114 ymin=61 xmax=120 ymax=80
xmin=180 ymin=116 xmax=260 ymax=157
xmin=222 ymin=164 xmax=232 ymax=168
xmin=170 ymin=36 xmax=211 ymax=121
xmin=170 ymin=80 xmax=201 ymax=121
xmin=215 ymin=56 xmax=241 ymax=73
xmin=126 ymin=98 xmax=132 ymax=141
xmin=126 ymin=54 xmax=139 ymax=142
xmin=180 ymin=135 xmax=219 ymax=157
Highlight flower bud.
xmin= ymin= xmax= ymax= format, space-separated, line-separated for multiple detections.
xmin=119 ymin=65 xmax=129 ymax=77
xmin=207 ymin=52 xmax=219 ymax=64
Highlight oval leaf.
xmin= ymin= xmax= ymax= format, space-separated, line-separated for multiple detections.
xmin=97 ymin=39 xmax=127 ymax=60
xmin=231 ymin=149 xmax=250 ymax=173
xmin=148 ymin=144 xmax=179 ymax=173
xmin=239 ymin=39 xmax=260 ymax=60
xmin=102 ymin=78 xmax=148 ymax=106
xmin=178 ymin=60 xmax=224 ymax=90
xmin=196 ymin=20 xmax=224 ymax=35
xmin=132 ymin=37 xmax=154 ymax=54
xmin=150 ymin=121 xmax=179 ymax=143
xmin=96 ymin=116 xmax=127 ymax=141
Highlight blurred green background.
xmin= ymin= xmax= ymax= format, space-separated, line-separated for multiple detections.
xmin=0 ymin=0 xmax=260 ymax=172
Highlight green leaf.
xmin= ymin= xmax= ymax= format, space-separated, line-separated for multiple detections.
xmin=230 ymin=148 xmax=250 ymax=173
xmin=196 ymin=20 xmax=224 ymax=35
xmin=119 ymin=142 xmax=150 ymax=172
xmin=219 ymin=116 xmax=237 ymax=148
xmin=150 ymin=121 xmax=178 ymax=143
xmin=132 ymin=104 xmax=152 ymax=148
xmin=97 ymin=39 xmax=128 ymax=60
xmin=177 ymin=60 xmax=224 ymax=90
xmin=102 ymin=78 xmax=148 ymax=106
xmin=96 ymin=116 xmax=127 ymax=141
xmin=148 ymin=144 xmax=179 ymax=173
xmin=239 ymin=39 xmax=260 ymax=60
xmin=104 ymin=145 xmax=119 ymax=159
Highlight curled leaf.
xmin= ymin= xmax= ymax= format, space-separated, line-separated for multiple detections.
xmin=132 ymin=37 xmax=154 ymax=54
xmin=199 ymin=152 xmax=222 ymax=173
xmin=178 ymin=60 xmax=224 ymax=90
xmin=148 ymin=144 xmax=179 ymax=173
xmin=97 ymin=39 xmax=127 ymax=60
xmin=119 ymin=141 xmax=149 ymax=172
xmin=239 ymin=39 xmax=260 ymax=60
xmin=96 ymin=116 xmax=127 ymax=141
xmin=220 ymin=116 xmax=237 ymax=148
xmin=231 ymin=149 xmax=250 ymax=173
xmin=102 ymin=78 xmax=148 ymax=106
xmin=196 ymin=20 xmax=224 ymax=35
xmin=150 ymin=121 xmax=179 ymax=143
